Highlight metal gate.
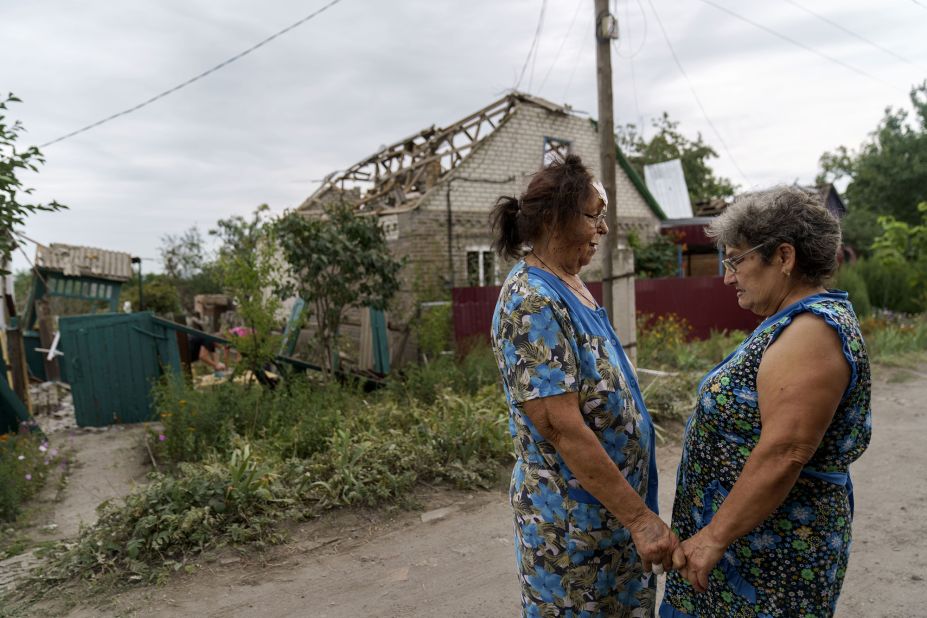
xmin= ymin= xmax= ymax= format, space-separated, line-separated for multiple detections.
xmin=58 ymin=312 xmax=182 ymax=427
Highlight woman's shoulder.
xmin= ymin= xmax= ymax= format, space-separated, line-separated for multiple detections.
xmin=500 ymin=263 xmax=566 ymax=310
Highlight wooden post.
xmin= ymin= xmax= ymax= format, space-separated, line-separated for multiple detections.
xmin=595 ymin=0 xmax=620 ymax=323
xmin=35 ymin=298 xmax=61 ymax=381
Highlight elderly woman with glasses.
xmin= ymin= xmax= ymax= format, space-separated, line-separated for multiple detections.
xmin=660 ymin=186 xmax=872 ymax=618
xmin=491 ymin=155 xmax=677 ymax=617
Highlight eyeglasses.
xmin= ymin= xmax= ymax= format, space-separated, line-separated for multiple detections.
xmin=584 ymin=211 xmax=608 ymax=227
xmin=722 ymin=243 xmax=765 ymax=274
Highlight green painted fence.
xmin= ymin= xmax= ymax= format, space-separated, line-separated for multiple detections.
xmin=59 ymin=312 xmax=182 ymax=427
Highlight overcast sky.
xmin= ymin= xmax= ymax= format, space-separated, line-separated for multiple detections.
xmin=3 ymin=0 xmax=925 ymax=273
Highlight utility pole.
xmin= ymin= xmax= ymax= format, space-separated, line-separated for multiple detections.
xmin=595 ymin=0 xmax=620 ymax=323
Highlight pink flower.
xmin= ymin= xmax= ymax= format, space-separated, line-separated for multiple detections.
xmin=39 ymin=443 xmax=48 ymax=453
xmin=50 ymin=448 xmax=59 ymax=457
xmin=158 ymin=434 xmax=167 ymax=442
xmin=25 ymin=473 xmax=32 ymax=481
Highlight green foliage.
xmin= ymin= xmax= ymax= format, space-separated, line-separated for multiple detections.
xmin=832 ymin=264 xmax=872 ymax=317
xmin=160 ymin=226 xmax=208 ymax=281
xmin=637 ymin=312 xmax=746 ymax=373
xmin=415 ymin=303 xmax=452 ymax=360
xmin=629 ymin=232 xmax=678 ymax=279
xmin=216 ymin=238 xmax=283 ymax=377
xmin=855 ymin=257 xmax=924 ymax=314
xmin=618 ymin=112 xmax=736 ymax=204
xmin=818 ymin=82 xmax=927 ymax=251
xmin=12 ymin=269 xmax=31 ymax=315
xmin=0 ymin=429 xmax=63 ymax=522
xmin=25 ymin=441 xmax=292 ymax=589
xmin=120 ymin=273 xmax=182 ymax=316
xmin=0 ymin=94 xmax=67 ymax=272
xmin=12 ymin=347 xmax=509 ymax=595
xmin=210 ymin=204 xmax=271 ymax=262
xmin=274 ymin=204 xmax=403 ymax=377
xmin=861 ymin=313 xmax=927 ymax=365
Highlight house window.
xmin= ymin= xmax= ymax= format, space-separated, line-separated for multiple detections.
xmin=466 ymin=247 xmax=497 ymax=287
xmin=543 ymin=137 xmax=571 ymax=166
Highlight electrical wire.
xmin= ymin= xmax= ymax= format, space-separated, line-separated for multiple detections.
xmin=515 ymin=0 xmax=547 ymax=92
xmin=646 ymin=0 xmax=751 ymax=186
xmin=537 ymin=0 xmax=584 ymax=94
xmin=562 ymin=12 xmax=593 ymax=100
xmin=784 ymin=0 xmax=921 ymax=68
xmin=696 ymin=0 xmax=897 ymax=89
xmin=614 ymin=0 xmax=648 ymax=58
xmin=40 ymin=0 xmax=345 ymax=148
xmin=911 ymin=0 xmax=927 ymax=10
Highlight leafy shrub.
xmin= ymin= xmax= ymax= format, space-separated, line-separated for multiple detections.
xmin=637 ymin=313 xmax=692 ymax=369
xmin=27 ymin=442 xmax=292 ymax=589
xmin=833 ymin=264 xmax=872 ymax=317
xmin=857 ymin=258 xmax=923 ymax=313
xmin=0 ymin=427 xmax=63 ymax=522
xmin=415 ymin=303 xmax=453 ymax=360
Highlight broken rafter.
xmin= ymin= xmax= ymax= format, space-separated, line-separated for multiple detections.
xmin=300 ymin=94 xmax=538 ymax=212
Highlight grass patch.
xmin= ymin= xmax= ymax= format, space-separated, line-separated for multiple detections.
xmin=862 ymin=312 xmax=927 ymax=367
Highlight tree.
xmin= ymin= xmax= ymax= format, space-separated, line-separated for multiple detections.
xmin=617 ymin=112 xmax=736 ymax=204
xmin=160 ymin=226 xmax=207 ymax=280
xmin=210 ymin=204 xmax=271 ymax=262
xmin=0 ymin=94 xmax=66 ymax=273
xmin=274 ymin=205 xmax=403 ymax=378
xmin=818 ymin=81 xmax=927 ymax=251
xmin=868 ymin=202 xmax=927 ymax=311
xmin=217 ymin=239 xmax=282 ymax=382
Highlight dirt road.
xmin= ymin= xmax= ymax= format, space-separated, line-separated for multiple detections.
xmin=41 ymin=365 xmax=927 ymax=617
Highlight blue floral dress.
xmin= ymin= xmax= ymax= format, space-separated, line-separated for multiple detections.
xmin=660 ymin=292 xmax=872 ymax=618
xmin=492 ymin=260 xmax=660 ymax=618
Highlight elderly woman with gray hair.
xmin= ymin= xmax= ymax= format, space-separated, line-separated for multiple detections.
xmin=660 ymin=186 xmax=872 ymax=618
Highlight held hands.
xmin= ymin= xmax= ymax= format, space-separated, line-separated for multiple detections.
xmin=626 ymin=509 xmax=679 ymax=575
xmin=675 ymin=527 xmax=727 ymax=592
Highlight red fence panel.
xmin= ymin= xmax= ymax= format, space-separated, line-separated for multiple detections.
xmin=451 ymin=276 xmax=757 ymax=345
xmin=635 ymin=276 xmax=760 ymax=339
xmin=451 ymin=283 xmax=604 ymax=345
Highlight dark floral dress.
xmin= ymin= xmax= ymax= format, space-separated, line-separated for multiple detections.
xmin=660 ymin=292 xmax=872 ymax=618
xmin=492 ymin=261 xmax=660 ymax=618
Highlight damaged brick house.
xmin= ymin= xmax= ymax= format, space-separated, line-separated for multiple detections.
xmin=295 ymin=92 xmax=665 ymax=365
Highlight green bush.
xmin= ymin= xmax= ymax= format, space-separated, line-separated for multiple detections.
xmin=857 ymin=258 xmax=923 ymax=313
xmin=415 ymin=303 xmax=453 ymax=360
xmin=832 ymin=264 xmax=872 ymax=317
xmin=0 ymin=428 xmax=62 ymax=522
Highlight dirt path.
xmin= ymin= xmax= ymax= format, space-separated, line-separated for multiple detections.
xmin=13 ymin=365 xmax=927 ymax=617
xmin=0 ymin=425 xmax=151 ymax=594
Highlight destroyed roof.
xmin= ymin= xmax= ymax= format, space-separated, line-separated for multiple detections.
xmin=298 ymin=92 xmax=572 ymax=214
xmin=35 ymin=243 xmax=133 ymax=282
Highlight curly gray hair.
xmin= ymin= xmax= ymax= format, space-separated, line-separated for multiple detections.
xmin=706 ymin=186 xmax=841 ymax=285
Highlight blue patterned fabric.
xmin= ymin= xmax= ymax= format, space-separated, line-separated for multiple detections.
xmin=660 ymin=292 xmax=872 ymax=618
xmin=492 ymin=260 xmax=659 ymax=617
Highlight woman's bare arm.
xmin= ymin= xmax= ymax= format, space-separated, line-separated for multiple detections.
xmin=678 ymin=313 xmax=850 ymax=591
xmin=522 ymin=393 xmax=677 ymax=570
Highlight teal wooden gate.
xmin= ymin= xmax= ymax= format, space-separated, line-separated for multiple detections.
xmin=59 ymin=312 xmax=182 ymax=427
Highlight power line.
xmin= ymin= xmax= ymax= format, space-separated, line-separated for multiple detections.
xmin=538 ymin=0 xmax=584 ymax=94
xmin=696 ymin=0 xmax=897 ymax=89
xmin=515 ymin=0 xmax=547 ymax=92
xmin=40 ymin=0 xmax=345 ymax=148
xmin=784 ymin=0 xmax=921 ymax=69
xmin=911 ymin=0 xmax=927 ymax=10
xmin=614 ymin=0 xmax=648 ymax=59
xmin=562 ymin=12 xmax=593 ymax=100
xmin=646 ymin=0 xmax=751 ymax=186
